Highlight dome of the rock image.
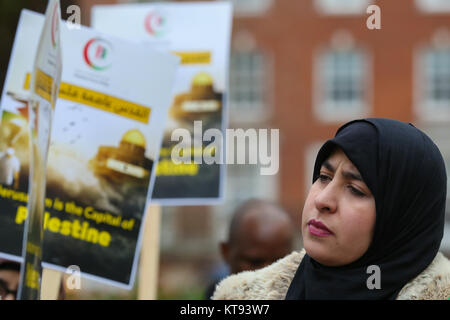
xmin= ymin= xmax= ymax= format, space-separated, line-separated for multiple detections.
xmin=90 ymin=129 xmax=153 ymax=183
xmin=121 ymin=129 xmax=146 ymax=149
xmin=169 ymin=72 xmax=222 ymax=121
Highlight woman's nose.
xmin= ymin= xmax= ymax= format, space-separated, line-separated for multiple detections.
xmin=314 ymin=183 xmax=337 ymax=213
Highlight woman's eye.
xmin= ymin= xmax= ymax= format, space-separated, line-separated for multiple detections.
xmin=348 ymin=186 xmax=365 ymax=197
xmin=319 ymin=174 xmax=331 ymax=182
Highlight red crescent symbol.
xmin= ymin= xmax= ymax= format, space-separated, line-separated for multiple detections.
xmin=144 ymin=12 xmax=160 ymax=35
xmin=83 ymin=38 xmax=97 ymax=68
xmin=51 ymin=1 xmax=59 ymax=47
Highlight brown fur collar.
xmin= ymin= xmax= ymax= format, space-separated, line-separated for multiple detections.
xmin=212 ymin=249 xmax=450 ymax=300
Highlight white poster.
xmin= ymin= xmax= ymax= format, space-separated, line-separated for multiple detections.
xmin=0 ymin=9 xmax=179 ymax=288
xmin=92 ymin=2 xmax=233 ymax=205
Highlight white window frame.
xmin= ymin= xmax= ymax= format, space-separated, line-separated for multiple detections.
xmin=313 ymin=45 xmax=372 ymax=123
xmin=123 ymin=0 xmax=168 ymax=2
xmin=211 ymin=163 xmax=279 ymax=243
xmin=418 ymin=126 xmax=450 ymax=198
xmin=228 ymin=49 xmax=273 ymax=124
xmin=314 ymin=0 xmax=373 ymax=15
xmin=304 ymin=142 xmax=326 ymax=199
xmin=415 ymin=0 xmax=450 ymax=13
xmin=414 ymin=45 xmax=450 ymax=122
xmin=416 ymin=125 xmax=450 ymax=254
xmin=230 ymin=0 xmax=274 ymax=17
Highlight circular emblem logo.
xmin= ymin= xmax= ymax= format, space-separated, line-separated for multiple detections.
xmin=144 ymin=11 xmax=167 ymax=37
xmin=83 ymin=38 xmax=113 ymax=71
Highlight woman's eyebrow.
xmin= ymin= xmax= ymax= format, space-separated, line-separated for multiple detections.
xmin=322 ymin=160 xmax=363 ymax=182
xmin=341 ymin=170 xmax=363 ymax=182
xmin=322 ymin=160 xmax=335 ymax=172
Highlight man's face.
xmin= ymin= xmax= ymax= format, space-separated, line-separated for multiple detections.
xmin=301 ymin=148 xmax=376 ymax=266
xmin=224 ymin=240 xmax=292 ymax=274
xmin=0 ymin=269 xmax=19 ymax=300
xmin=221 ymin=213 xmax=294 ymax=274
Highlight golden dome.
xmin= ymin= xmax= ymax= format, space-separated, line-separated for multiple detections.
xmin=122 ymin=129 xmax=146 ymax=148
xmin=192 ymin=72 xmax=213 ymax=87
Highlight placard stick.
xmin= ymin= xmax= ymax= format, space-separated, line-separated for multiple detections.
xmin=138 ymin=204 xmax=161 ymax=300
xmin=41 ymin=268 xmax=62 ymax=300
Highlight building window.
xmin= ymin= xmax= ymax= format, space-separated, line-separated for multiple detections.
xmin=315 ymin=0 xmax=372 ymax=15
xmin=324 ymin=51 xmax=364 ymax=105
xmin=229 ymin=50 xmax=270 ymax=122
xmin=416 ymin=48 xmax=450 ymax=120
xmin=416 ymin=0 xmax=450 ymax=13
xmin=304 ymin=142 xmax=325 ymax=198
xmin=415 ymin=126 xmax=450 ymax=254
xmin=229 ymin=0 xmax=273 ymax=17
xmin=315 ymin=48 xmax=370 ymax=121
xmin=424 ymin=49 xmax=450 ymax=106
xmin=129 ymin=0 xmax=168 ymax=2
xmin=211 ymin=164 xmax=278 ymax=243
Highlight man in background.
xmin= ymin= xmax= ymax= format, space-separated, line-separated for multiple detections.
xmin=0 ymin=259 xmax=20 ymax=300
xmin=205 ymin=198 xmax=295 ymax=299
xmin=0 ymin=259 xmax=65 ymax=300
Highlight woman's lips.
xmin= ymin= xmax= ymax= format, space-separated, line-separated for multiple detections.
xmin=308 ymin=219 xmax=333 ymax=237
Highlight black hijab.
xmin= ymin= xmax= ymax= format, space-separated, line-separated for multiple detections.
xmin=285 ymin=118 xmax=447 ymax=300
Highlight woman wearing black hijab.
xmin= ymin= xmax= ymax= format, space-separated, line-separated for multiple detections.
xmin=212 ymin=118 xmax=450 ymax=300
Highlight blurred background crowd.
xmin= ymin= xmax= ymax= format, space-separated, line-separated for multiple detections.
xmin=0 ymin=0 xmax=449 ymax=299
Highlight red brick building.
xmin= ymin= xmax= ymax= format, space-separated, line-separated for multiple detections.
xmin=222 ymin=0 xmax=450 ymax=214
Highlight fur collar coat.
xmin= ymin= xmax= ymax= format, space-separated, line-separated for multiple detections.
xmin=212 ymin=249 xmax=450 ymax=300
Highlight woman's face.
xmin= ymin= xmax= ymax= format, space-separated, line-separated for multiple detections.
xmin=301 ymin=148 xmax=376 ymax=266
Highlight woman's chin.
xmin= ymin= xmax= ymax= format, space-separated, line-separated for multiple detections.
xmin=304 ymin=240 xmax=338 ymax=266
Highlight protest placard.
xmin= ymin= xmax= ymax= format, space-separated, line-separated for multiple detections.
xmin=0 ymin=9 xmax=179 ymax=288
xmin=92 ymin=2 xmax=233 ymax=205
